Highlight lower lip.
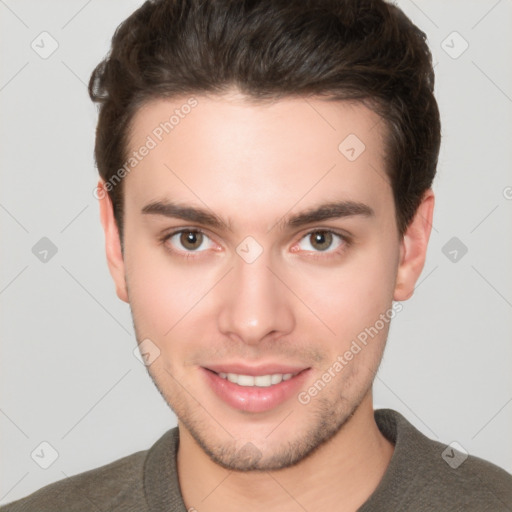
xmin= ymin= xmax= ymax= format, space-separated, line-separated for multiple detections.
xmin=201 ymin=367 xmax=311 ymax=413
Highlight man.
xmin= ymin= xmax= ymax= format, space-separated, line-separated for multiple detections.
xmin=2 ymin=0 xmax=511 ymax=510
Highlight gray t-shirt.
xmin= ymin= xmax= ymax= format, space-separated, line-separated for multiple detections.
xmin=1 ymin=409 xmax=511 ymax=511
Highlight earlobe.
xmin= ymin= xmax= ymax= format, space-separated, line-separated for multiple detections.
xmin=393 ymin=189 xmax=435 ymax=301
xmin=97 ymin=180 xmax=129 ymax=303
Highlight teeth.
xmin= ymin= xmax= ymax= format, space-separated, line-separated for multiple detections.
xmin=271 ymin=374 xmax=282 ymax=385
xmin=237 ymin=374 xmax=255 ymax=386
xmin=217 ymin=372 xmax=296 ymax=387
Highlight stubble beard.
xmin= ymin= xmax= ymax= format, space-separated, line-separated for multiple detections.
xmin=147 ymin=364 xmax=375 ymax=472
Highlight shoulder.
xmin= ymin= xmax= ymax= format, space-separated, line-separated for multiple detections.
xmin=0 ymin=449 xmax=148 ymax=512
xmin=368 ymin=409 xmax=512 ymax=511
xmin=418 ymin=438 xmax=512 ymax=510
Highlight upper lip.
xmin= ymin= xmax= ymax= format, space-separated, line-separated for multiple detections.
xmin=204 ymin=363 xmax=310 ymax=376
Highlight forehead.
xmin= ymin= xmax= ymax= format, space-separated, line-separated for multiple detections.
xmin=123 ymin=93 xmax=392 ymax=230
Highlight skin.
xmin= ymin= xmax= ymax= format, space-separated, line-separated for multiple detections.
xmin=98 ymin=90 xmax=434 ymax=512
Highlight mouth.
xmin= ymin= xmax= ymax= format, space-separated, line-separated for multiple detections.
xmin=201 ymin=365 xmax=311 ymax=413
xmin=216 ymin=371 xmax=299 ymax=387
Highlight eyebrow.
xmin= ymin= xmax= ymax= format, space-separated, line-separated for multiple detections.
xmin=141 ymin=199 xmax=374 ymax=231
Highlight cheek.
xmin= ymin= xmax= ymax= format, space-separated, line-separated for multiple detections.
xmin=124 ymin=241 xmax=215 ymax=338
xmin=293 ymin=243 xmax=398 ymax=342
xmin=304 ymin=253 xmax=397 ymax=387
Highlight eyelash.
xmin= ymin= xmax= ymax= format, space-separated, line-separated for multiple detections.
xmin=159 ymin=227 xmax=351 ymax=261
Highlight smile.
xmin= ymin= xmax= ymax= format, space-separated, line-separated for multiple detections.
xmin=217 ymin=372 xmax=299 ymax=387
xmin=201 ymin=367 xmax=311 ymax=413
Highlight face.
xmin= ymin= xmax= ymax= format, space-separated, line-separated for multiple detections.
xmin=100 ymin=91 xmax=431 ymax=471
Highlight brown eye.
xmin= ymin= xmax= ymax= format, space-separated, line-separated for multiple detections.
xmin=164 ymin=229 xmax=214 ymax=255
xmin=179 ymin=231 xmax=204 ymax=250
xmin=309 ymin=231 xmax=333 ymax=251
xmin=296 ymin=230 xmax=345 ymax=255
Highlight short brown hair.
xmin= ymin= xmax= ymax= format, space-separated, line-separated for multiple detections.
xmin=89 ymin=0 xmax=441 ymax=242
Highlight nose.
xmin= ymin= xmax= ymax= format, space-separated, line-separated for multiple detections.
xmin=216 ymin=248 xmax=295 ymax=346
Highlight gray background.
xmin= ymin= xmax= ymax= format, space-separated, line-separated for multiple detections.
xmin=1 ymin=0 xmax=511 ymax=504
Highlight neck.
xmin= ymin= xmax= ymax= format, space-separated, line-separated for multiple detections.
xmin=177 ymin=392 xmax=394 ymax=512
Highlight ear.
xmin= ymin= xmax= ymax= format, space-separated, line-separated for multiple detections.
xmin=393 ymin=189 xmax=435 ymax=301
xmin=97 ymin=180 xmax=129 ymax=303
